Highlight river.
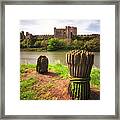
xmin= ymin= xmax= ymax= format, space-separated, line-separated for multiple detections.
xmin=20 ymin=51 xmax=100 ymax=68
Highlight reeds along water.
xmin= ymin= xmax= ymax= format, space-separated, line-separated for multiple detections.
xmin=66 ymin=50 xmax=94 ymax=100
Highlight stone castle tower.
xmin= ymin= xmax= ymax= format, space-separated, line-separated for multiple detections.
xmin=54 ymin=26 xmax=77 ymax=40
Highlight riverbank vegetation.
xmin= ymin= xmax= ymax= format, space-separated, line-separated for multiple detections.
xmin=20 ymin=64 xmax=100 ymax=100
xmin=20 ymin=35 xmax=100 ymax=52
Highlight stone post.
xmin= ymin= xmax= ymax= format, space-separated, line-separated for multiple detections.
xmin=36 ymin=56 xmax=48 ymax=74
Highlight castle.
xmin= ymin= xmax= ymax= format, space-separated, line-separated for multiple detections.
xmin=20 ymin=26 xmax=99 ymax=40
xmin=54 ymin=26 xmax=77 ymax=39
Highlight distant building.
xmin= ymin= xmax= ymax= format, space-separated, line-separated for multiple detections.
xmin=20 ymin=26 xmax=100 ymax=41
xmin=37 ymin=35 xmax=54 ymax=40
xmin=54 ymin=26 xmax=77 ymax=39
xmin=25 ymin=32 xmax=33 ymax=39
xmin=20 ymin=31 xmax=25 ymax=40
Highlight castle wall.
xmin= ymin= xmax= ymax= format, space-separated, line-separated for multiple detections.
xmin=54 ymin=26 xmax=77 ymax=40
xmin=20 ymin=31 xmax=25 ymax=40
xmin=54 ymin=27 xmax=66 ymax=39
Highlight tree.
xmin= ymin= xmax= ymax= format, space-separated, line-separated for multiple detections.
xmin=28 ymin=39 xmax=36 ymax=48
xmin=34 ymin=41 xmax=41 ymax=48
xmin=41 ymin=40 xmax=48 ymax=50
xmin=84 ymin=38 xmax=100 ymax=52
xmin=71 ymin=39 xmax=85 ymax=50
xmin=20 ymin=39 xmax=29 ymax=48
xmin=47 ymin=38 xmax=66 ymax=51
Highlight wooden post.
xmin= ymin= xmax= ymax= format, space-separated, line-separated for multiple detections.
xmin=66 ymin=50 xmax=94 ymax=100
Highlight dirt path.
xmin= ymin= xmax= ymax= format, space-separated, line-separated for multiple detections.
xmin=21 ymin=69 xmax=100 ymax=100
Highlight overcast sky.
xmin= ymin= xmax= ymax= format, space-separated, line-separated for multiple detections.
xmin=20 ymin=19 xmax=100 ymax=35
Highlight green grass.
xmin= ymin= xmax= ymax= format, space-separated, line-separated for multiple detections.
xmin=48 ymin=63 xmax=100 ymax=87
xmin=20 ymin=64 xmax=100 ymax=100
xmin=20 ymin=77 xmax=36 ymax=100
xmin=20 ymin=64 xmax=100 ymax=87
xmin=20 ymin=91 xmax=35 ymax=100
xmin=90 ymin=68 xmax=100 ymax=88
xmin=20 ymin=64 xmax=36 ymax=74
xmin=48 ymin=64 xmax=70 ymax=78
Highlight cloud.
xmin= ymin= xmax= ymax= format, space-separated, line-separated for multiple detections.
xmin=86 ymin=20 xmax=100 ymax=33
xmin=20 ymin=19 xmax=100 ymax=35
xmin=20 ymin=20 xmax=39 ymax=26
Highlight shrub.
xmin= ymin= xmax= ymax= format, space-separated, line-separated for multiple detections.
xmin=47 ymin=38 xmax=66 ymax=51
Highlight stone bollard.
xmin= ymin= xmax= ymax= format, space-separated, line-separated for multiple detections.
xmin=36 ymin=56 xmax=48 ymax=74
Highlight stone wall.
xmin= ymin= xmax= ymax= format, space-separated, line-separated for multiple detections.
xmin=77 ymin=34 xmax=100 ymax=39
xmin=66 ymin=26 xmax=77 ymax=39
xmin=37 ymin=35 xmax=54 ymax=40
xmin=20 ymin=31 xmax=25 ymax=40
xmin=54 ymin=27 xmax=66 ymax=39
xmin=54 ymin=26 xmax=77 ymax=40
xmin=25 ymin=32 xmax=33 ymax=39
xmin=20 ymin=31 xmax=54 ymax=40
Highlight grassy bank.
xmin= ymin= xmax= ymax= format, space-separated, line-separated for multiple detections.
xmin=20 ymin=64 xmax=100 ymax=100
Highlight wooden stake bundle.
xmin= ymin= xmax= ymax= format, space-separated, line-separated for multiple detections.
xmin=66 ymin=50 xmax=94 ymax=100
xmin=66 ymin=50 xmax=94 ymax=78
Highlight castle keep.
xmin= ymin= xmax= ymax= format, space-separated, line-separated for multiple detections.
xmin=54 ymin=26 xmax=77 ymax=39
xmin=20 ymin=26 xmax=100 ymax=41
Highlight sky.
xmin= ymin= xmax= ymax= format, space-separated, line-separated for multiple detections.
xmin=20 ymin=19 xmax=100 ymax=35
